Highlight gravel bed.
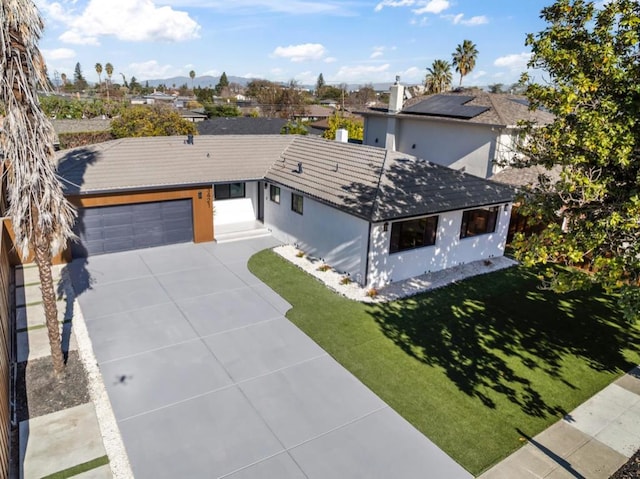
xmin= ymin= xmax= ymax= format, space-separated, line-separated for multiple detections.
xmin=60 ymin=272 xmax=134 ymax=479
xmin=274 ymin=244 xmax=518 ymax=302
xmin=610 ymin=449 xmax=640 ymax=479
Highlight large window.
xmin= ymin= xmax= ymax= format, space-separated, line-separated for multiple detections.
xmin=291 ymin=193 xmax=303 ymax=215
xmin=460 ymin=207 xmax=499 ymax=238
xmin=214 ymin=182 xmax=245 ymax=200
xmin=270 ymin=185 xmax=280 ymax=204
xmin=390 ymin=216 xmax=438 ymax=253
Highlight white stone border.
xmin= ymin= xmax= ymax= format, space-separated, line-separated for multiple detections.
xmin=61 ymin=271 xmax=134 ymax=479
xmin=274 ymin=244 xmax=518 ymax=302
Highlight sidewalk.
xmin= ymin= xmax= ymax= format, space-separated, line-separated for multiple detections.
xmin=15 ymin=263 xmax=114 ymax=479
xmin=479 ymin=366 xmax=640 ymax=479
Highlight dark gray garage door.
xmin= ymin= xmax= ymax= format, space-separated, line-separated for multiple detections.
xmin=71 ymin=199 xmax=193 ymax=258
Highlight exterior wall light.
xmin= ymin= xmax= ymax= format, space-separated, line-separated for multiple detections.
xmin=383 ymin=222 xmax=389 ymax=232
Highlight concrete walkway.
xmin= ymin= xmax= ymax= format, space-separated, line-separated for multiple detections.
xmin=66 ymin=238 xmax=472 ymax=479
xmin=480 ymin=367 xmax=640 ymax=478
xmin=16 ymin=263 xmax=112 ymax=479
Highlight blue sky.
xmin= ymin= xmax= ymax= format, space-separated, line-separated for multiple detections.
xmin=35 ymin=0 xmax=553 ymax=87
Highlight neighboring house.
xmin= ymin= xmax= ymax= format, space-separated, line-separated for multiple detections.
xmin=292 ymin=104 xmax=335 ymax=122
xmin=359 ymin=83 xmax=553 ymax=179
xmin=180 ymin=110 xmax=208 ymax=123
xmin=56 ymin=135 xmax=514 ymax=288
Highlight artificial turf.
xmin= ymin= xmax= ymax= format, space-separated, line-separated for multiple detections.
xmin=248 ymin=250 xmax=640 ymax=475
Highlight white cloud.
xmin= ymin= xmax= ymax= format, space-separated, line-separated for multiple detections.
xmin=413 ymin=0 xmax=450 ymax=15
xmin=324 ymin=57 xmax=337 ymax=63
xmin=128 ymin=60 xmax=176 ymax=79
xmin=43 ymin=0 xmax=200 ymax=45
xmin=398 ymin=66 xmax=422 ymax=82
xmin=41 ymin=48 xmax=76 ymax=61
xmin=201 ymin=69 xmax=221 ymax=76
xmin=371 ymin=51 xmax=384 ymax=59
xmin=165 ymin=0 xmax=350 ymax=15
xmin=494 ymin=52 xmax=531 ymax=71
xmin=374 ymin=0 xmax=449 ymax=14
xmin=334 ymin=63 xmax=390 ymax=82
xmin=272 ymin=43 xmax=327 ymax=62
xmin=444 ymin=13 xmax=488 ymax=26
xmin=471 ymin=70 xmax=487 ymax=80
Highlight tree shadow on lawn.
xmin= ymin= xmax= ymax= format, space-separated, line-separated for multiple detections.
xmin=368 ymin=266 xmax=640 ymax=418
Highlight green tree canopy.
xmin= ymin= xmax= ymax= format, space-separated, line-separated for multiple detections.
xmin=452 ymin=40 xmax=478 ymax=87
xmin=316 ymin=73 xmax=325 ymax=96
xmin=111 ymin=105 xmax=197 ymax=138
xmin=322 ymin=113 xmax=363 ymax=141
xmin=203 ymin=103 xmax=241 ymax=118
xmin=73 ymin=62 xmax=87 ymax=91
xmin=425 ymin=59 xmax=452 ymax=94
xmin=512 ymin=0 xmax=640 ymax=321
xmin=216 ymin=72 xmax=229 ymax=94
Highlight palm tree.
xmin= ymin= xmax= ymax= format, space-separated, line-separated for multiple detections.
xmin=425 ymin=59 xmax=453 ymax=94
xmin=60 ymin=72 xmax=67 ymax=86
xmin=105 ymin=62 xmax=114 ymax=100
xmin=452 ymin=39 xmax=478 ymax=87
xmin=0 ymin=0 xmax=77 ymax=373
xmin=95 ymin=62 xmax=103 ymax=94
xmin=189 ymin=70 xmax=195 ymax=91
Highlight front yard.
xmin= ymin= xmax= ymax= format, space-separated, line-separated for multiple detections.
xmin=248 ymin=250 xmax=640 ymax=476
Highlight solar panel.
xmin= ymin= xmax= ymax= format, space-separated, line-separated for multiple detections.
xmin=402 ymin=94 xmax=489 ymax=119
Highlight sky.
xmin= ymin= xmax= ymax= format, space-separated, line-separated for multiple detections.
xmin=35 ymin=0 xmax=555 ymax=88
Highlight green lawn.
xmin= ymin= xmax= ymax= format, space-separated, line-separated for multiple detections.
xmin=248 ymin=250 xmax=640 ymax=476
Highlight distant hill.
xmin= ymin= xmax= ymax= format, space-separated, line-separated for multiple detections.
xmin=141 ymin=75 xmax=401 ymax=92
xmin=142 ymin=75 xmax=255 ymax=89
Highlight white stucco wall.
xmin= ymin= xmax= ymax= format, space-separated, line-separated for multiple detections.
xmin=363 ymin=116 xmax=389 ymax=149
xmin=396 ymin=119 xmax=499 ymax=178
xmin=363 ymin=115 xmax=504 ymax=179
xmin=263 ymin=184 xmax=370 ymax=283
xmin=367 ymin=204 xmax=512 ymax=288
xmin=213 ymin=181 xmax=259 ymax=225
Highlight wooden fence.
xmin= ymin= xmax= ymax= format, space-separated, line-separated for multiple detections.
xmin=0 ymin=223 xmax=13 ymax=478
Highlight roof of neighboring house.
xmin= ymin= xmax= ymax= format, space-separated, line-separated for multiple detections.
xmin=180 ymin=110 xmax=208 ymax=119
xmin=490 ymin=164 xmax=562 ymax=189
xmin=197 ymin=117 xmax=324 ymax=136
xmin=296 ymin=104 xmax=335 ymax=118
xmin=361 ymin=89 xmax=553 ymax=127
xmin=51 ymin=118 xmax=112 ymax=134
xmin=197 ymin=117 xmax=289 ymax=135
xmin=56 ymin=135 xmax=515 ymax=221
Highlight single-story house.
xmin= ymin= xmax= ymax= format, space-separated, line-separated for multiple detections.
xmin=56 ymin=134 xmax=514 ymax=288
xmin=359 ymin=83 xmax=553 ymax=179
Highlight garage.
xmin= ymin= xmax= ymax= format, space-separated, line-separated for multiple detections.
xmin=71 ymin=199 xmax=194 ymax=258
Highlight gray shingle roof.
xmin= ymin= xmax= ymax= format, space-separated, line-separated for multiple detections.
xmin=57 ymin=135 xmax=294 ymax=195
xmin=56 ymin=135 xmax=515 ymax=220
xmin=197 ymin=117 xmax=289 ymax=135
xmin=362 ymin=89 xmax=554 ymax=127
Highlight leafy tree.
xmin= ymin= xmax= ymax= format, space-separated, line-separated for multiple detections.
xmin=322 ymin=113 xmax=363 ymax=141
xmin=452 ymin=39 xmax=478 ymax=87
xmin=111 ymin=104 xmax=197 ymax=138
xmin=316 ymin=73 xmax=325 ymax=97
xmin=318 ymin=85 xmax=343 ymax=102
xmin=350 ymin=84 xmax=376 ymax=107
xmin=281 ymin=121 xmax=308 ymax=135
xmin=194 ymin=86 xmax=215 ymax=104
xmin=216 ymin=72 xmax=229 ymax=95
xmin=425 ymin=59 xmax=452 ymax=93
xmin=511 ymin=0 xmax=640 ymax=322
xmin=73 ymin=62 xmax=88 ymax=91
xmin=203 ymin=103 xmax=241 ymax=118
xmin=488 ymin=83 xmax=504 ymax=94
xmin=0 ymin=0 xmax=76 ymax=373
xmin=60 ymin=72 xmax=67 ymax=86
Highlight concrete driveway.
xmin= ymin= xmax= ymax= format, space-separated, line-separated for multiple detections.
xmin=68 ymin=238 xmax=471 ymax=479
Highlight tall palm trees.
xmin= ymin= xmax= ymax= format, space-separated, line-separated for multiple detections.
xmin=452 ymin=39 xmax=478 ymax=87
xmin=0 ymin=0 xmax=76 ymax=373
xmin=105 ymin=62 xmax=113 ymax=99
xmin=95 ymin=62 xmax=103 ymax=94
xmin=425 ymin=59 xmax=453 ymax=94
xmin=189 ymin=70 xmax=195 ymax=91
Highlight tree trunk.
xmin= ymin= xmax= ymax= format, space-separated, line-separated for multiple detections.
xmin=33 ymin=233 xmax=65 ymax=374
